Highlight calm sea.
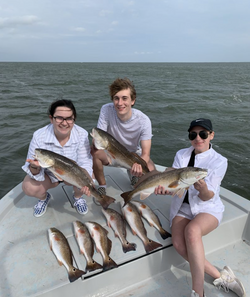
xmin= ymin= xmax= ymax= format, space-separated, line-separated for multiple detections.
xmin=0 ymin=62 xmax=249 ymax=200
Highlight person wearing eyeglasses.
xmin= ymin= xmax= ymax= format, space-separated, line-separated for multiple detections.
xmin=22 ymin=99 xmax=92 ymax=217
xmin=154 ymin=118 xmax=245 ymax=297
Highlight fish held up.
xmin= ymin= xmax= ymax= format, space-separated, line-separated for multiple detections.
xmin=121 ymin=167 xmax=208 ymax=206
xmin=90 ymin=127 xmax=149 ymax=174
xmin=34 ymin=148 xmax=115 ymax=209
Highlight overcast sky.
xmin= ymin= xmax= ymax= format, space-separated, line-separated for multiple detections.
xmin=1 ymin=0 xmax=250 ymax=62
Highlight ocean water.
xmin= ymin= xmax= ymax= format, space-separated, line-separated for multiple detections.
xmin=0 ymin=62 xmax=249 ymax=200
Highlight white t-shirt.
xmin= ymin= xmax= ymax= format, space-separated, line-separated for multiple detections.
xmin=169 ymin=145 xmax=228 ymax=225
xmin=97 ymin=103 xmax=152 ymax=152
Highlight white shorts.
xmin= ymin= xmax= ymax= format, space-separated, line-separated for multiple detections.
xmin=176 ymin=202 xmax=223 ymax=226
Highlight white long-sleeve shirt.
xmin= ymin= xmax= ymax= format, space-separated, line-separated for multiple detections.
xmin=22 ymin=123 xmax=93 ymax=182
xmin=169 ymin=145 xmax=228 ymax=225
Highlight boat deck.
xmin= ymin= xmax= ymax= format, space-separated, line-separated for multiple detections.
xmin=0 ymin=165 xmax=250 ymax=297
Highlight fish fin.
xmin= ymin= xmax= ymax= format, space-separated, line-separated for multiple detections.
xmin=80 ymin=248 xmax=85 ymax=255
xmin=68 ymin=267 xmax=86 ymax=282
xmin=49 ymin=239 xmax=52 ymax=251
xmin=103 ymin=256 xmax=118 ymax=271
xmin=171 ymin=188 xmax=185 ymax=198
xmin=122 ymin=242 xmax=137 ymax=253
xmin=97 ymin=195 xmax=115 ymax=209
xmin=168 ymin=181 xmax=180 ymax=188
xmin=57 ymin=260 xmax=63 ymax=266
xmin=54 ymin=168 xmax=65 ymax=177
xmin=159 ymin=228 xmax=172 ymax=240
xmin=139 ymin=191 xmax=151 ymax=200
xmin=86 ymin=260 xmax=103 ymax=272
xmin=133 ymin=170 xmax=160 ymax=187
xmin=144 ymin=238 xmax=163 ymax=253
xmin=120 ymin=191 xmax=132 ymax=207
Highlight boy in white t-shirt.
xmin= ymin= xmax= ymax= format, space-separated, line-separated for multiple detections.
xmin=91 ymin=78 xmax=155 ymax=194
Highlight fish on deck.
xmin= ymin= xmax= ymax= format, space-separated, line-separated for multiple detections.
xmin=85 ymin=221 xmax=118 ymax=271
xmin=73 ymin=221 xmax=103 ymax=272
xmin=102 ymin=208 xmax=137 ymax=253
xmin=131 ymin=201 xmax=171 ymax=240
xmin=121 ymin=202 xmax=162 ymax=254
xmin=48 ymin=227 xmax=85 ymax=282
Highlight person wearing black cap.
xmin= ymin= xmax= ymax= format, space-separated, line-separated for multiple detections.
xmin=155 ymin=118 xmax=245 ymax=297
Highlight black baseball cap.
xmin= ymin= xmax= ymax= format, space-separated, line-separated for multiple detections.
xmin=188 ymin=118 xmax=213 ymax=132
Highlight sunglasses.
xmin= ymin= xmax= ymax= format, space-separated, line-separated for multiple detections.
xmin=188 ymin=130 xmax=210 ymax=141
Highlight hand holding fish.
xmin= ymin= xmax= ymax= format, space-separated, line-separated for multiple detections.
xmin=131 ymin=163 xmax=143 ymax=177
xmin=154 ymin=185 xmax=171 ymax=195
xmin=194 ymin=179 xmax=214 ymax=201
xmin=26 ymin=158 xmax=40 ymax=167
xmin=26 ymin=158 xmax=41 ymax=173
xmin=80 ymin=186 xmax=91 ymax=197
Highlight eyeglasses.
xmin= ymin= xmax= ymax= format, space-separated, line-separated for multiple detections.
xmin=188 ymin=130 xmax=210 ymax=141
xmin=53 ymin=116 xmax=75 ymax=124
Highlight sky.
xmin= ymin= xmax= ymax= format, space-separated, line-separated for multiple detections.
xmin=0 ymin=0 xmax=250 ymax=63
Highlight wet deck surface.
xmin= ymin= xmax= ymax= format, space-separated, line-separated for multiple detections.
xmin=0 ymin=165 xmax=249 ymax=297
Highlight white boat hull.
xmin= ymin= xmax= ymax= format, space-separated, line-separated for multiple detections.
xmin=0 ymin=165 xmax=249 ymax=297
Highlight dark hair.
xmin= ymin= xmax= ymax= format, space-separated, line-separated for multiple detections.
xmin=48 ymin=99 xmax=77 ymax=119
xmin=109 ymin=78 xmax=136 ymax=102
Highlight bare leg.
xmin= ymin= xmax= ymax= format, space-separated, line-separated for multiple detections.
xmin=172 ymin=214 xmax=221 ymax=297
xmin=22 ymin=174 xmax=58 ymax=200
xmin=91 ymin=148 xmax=109 ymax=186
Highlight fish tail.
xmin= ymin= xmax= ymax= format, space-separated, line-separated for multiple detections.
xmin=144 ymin=238 xmax=163 ymax=254
xmin=86 ymin=260 xmax=103 ymax=272
xmin=99 ymin=195 xmax=116 ymax=209
xmin=122 ymin=242 xmax=137 ymax=253
xmin=103 ymin=256 xmax=118 ymax=271
xmin=120 ymin=191 xmax=132 ymax=207
xmin=68 ymin=267 xmax=86 ymax=282
xmin=159 ymin=228 xmax=172 ymax=240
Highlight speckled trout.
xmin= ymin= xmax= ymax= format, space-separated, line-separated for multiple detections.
xmin=34 ymin=148 xmax=115 ymax=209
xmin=73 ymin=221 xmax=103 ymax=272
xmin=48 ymin=227 xmax=85 ymax=282
xmin=90 ymin=127 xmax=149 ymax=173
xmin=121 ymin=167 xmax=208 ymax=206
